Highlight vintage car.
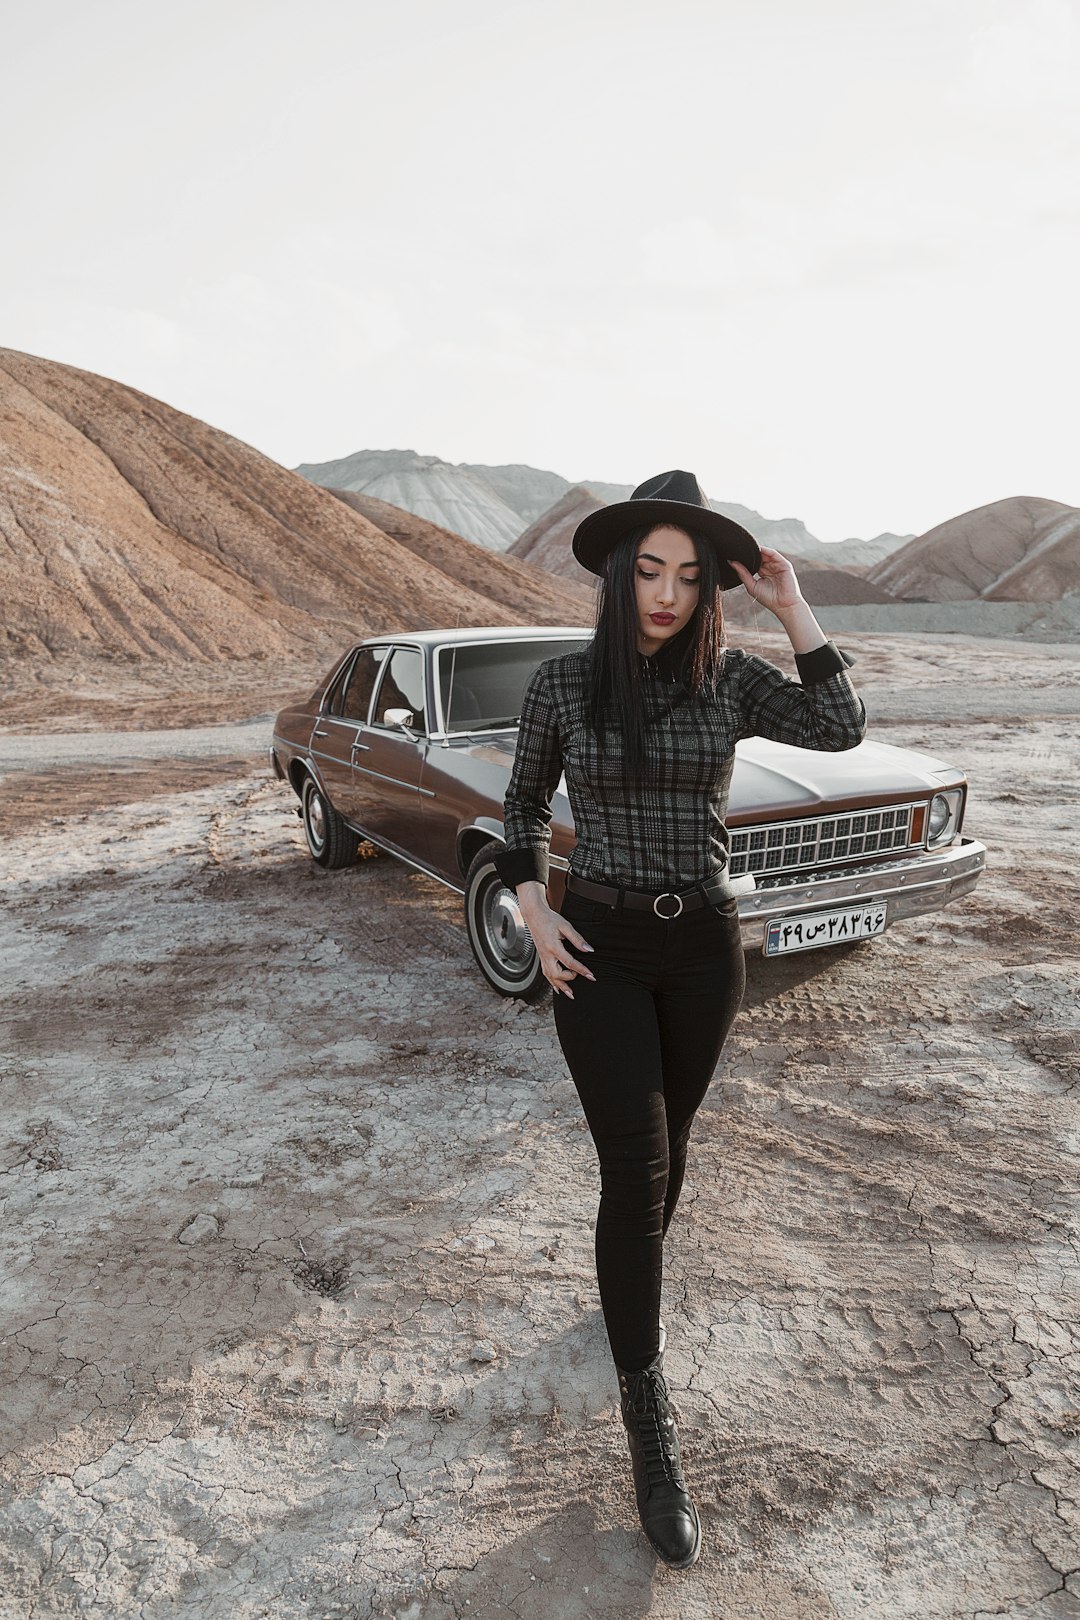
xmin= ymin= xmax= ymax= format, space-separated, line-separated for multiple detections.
xmin=270 ymin=625 xmax=986 ymax=1001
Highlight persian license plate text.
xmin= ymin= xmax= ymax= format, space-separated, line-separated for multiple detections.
xmin=764 ymin=903 xmax=888 ymax=956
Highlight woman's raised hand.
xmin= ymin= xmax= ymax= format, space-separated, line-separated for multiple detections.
xmin=521 ymin=901 xmax=596 ymax=999
xmin=729 ymin=546 xmax=805 ymax=616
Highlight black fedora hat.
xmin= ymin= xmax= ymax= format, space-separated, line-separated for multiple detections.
xmin=572 ymin=469 xmax=761 ymax=590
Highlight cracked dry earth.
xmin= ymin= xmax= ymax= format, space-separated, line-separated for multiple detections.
xmin=2 ymin=681 xmax=1079 ymax=1619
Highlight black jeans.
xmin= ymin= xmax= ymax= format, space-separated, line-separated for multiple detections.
xmin=552 ymin=886 xmax=747 ymax=1373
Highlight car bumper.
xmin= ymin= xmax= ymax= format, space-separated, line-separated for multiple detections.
xmin=736 ymin=836 xmax=988 ymax=951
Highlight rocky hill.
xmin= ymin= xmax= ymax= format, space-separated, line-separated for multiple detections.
xmin=325 ymin=488 xmax=592 ymax=622
xmin=509 ymin=486 xmax=605 ymax=582
xmin=784 ymin=562 xmax=896 ymax=607
xmin=868 ymin=496 xmax=1080 ymax=601
xmin=0 ymin=352 xmax=593 ymax=692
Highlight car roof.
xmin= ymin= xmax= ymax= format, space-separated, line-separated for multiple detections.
xmin=357 ymin=625 xmax=594 ymax=647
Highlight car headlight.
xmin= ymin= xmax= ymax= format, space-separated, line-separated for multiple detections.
xmin=926 ymin=790 xmax=963 ymax=848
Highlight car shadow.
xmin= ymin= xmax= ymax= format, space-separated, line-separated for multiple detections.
xmin=740 ymin=939 xmax=871 ymax=1009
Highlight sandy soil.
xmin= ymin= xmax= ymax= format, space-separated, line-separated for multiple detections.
xmin=1 ymin=639 xmax=1078 ymax=1620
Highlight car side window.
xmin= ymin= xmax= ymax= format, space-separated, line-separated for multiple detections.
xmin=372 ymin=646 xmax=427 ymax=735
xmin=322 ymin=651 xmax=358 ymax=717
xmin=339 ymin=647 xmax=388 ymax=722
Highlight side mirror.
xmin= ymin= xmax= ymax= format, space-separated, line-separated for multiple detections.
xmin=383 ymin=706 xmax=418 ymax=735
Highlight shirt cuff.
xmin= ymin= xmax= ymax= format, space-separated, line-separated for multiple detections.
xmin=794 ymin=640 xmax=856 ymax=685
xmin=493 ymin=846 xmax=549 ymax=888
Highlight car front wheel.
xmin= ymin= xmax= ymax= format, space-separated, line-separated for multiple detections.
xmin=301 ymin=775 xmax=359 ymax=870
xmin=465 ymin=843 xmax=550 ymax=1003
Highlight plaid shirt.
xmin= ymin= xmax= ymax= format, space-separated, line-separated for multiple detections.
xmin=494 ymin=640 xmax=866 ymax=891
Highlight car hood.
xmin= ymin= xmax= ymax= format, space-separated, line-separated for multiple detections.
xmin=728 ymin=737 xmax=961 ymax=818
xmin=460 ymin=732 xmax=962 ymax=818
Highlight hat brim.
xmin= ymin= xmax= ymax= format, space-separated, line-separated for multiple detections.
xmin=572 ymin=499 xmax=761 ymax=590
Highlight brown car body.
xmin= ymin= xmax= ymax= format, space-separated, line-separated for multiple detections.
xmin=270 ymin=625 xmax=987 ymax=997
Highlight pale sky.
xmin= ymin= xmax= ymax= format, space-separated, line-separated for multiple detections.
xmin=3 ymin=0 xmax=1078 ymax=540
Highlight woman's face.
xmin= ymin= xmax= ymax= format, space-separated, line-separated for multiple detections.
xmin=634 ymin=525 xmax=701 ymax=656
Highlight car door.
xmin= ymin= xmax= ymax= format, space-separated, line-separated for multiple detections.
xmin=421 ymin=636 xmax=591 ymax=882
xmin=351 ymin=643 xmax=431 ymax=860
xmin=310 ymin=645 xmax=390 ymax=822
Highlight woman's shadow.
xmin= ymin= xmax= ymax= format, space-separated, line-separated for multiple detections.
xmin=403 ymin=1313 xmax=716 ymax=1618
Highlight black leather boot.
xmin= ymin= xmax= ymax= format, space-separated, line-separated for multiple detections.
xmin=615 ymin=1349 xmax=701 ymax=1568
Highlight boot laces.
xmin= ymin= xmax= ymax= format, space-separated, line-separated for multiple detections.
xmin=621 ymin=1367 xmax=685 ymax=1491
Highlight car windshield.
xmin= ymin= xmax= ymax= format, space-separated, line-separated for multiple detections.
xmin=437 ymin=639 xmax=590 ymax=733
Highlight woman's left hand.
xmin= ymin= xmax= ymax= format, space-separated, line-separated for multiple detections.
xmin=729 ymin=547 xmax=805 ymax=616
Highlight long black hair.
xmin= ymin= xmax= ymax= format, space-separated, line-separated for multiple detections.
xmin=584 ymin=522 xmax=728 ymax=780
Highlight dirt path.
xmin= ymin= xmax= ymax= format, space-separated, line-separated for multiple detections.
xmin=1 ymin=658 xmax=1078 ymax=1619
xmin=0 ymin=719 xmax=276 ymax=771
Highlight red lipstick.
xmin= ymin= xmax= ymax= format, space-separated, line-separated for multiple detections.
xmin=649 ymin=613 xmax=676 ymax=624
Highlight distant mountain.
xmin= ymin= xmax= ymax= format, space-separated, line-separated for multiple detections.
xmin=295 ymin=448 xmax=527 ymax=551
xmin=825 ymin=532 xmax=916 ymax=569
xmin=868 ymin=497 xmax=1080 ymax=602
xmin=761 ymin=527 xmax=915 ymax=570
xmin=699 ymin=502 xmax=912 ymax=569
xmin=294 ymin=449 xmax=912 ymax=563
xmin=459 ymin=463 xmax=571 ymax=526
xmin=710 ymin=501 xmax=824 ymax=559
xmin=577 ymin=480 xmax=636 ymax=506
xmin=0 ymin=352 xmax=593 ymax=674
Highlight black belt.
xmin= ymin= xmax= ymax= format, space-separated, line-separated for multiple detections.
xmin=565 ymin=869 xmax=733 ymax=919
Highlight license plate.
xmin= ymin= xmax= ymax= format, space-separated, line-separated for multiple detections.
xmin=764 ymin=903 xmax=889 ymax=956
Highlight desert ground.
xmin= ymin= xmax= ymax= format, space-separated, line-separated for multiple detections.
xmin=1 ymin=630 xmax=1078 ymax=1620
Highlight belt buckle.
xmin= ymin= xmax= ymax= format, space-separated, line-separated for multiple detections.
xmin=653 ymin=890 xmax=683 ymax=919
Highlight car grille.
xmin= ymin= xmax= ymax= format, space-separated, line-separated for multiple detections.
xmin=728 ymin=801 xmax=922 ymax=879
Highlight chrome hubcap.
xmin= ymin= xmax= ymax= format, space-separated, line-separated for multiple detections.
xmin=306 ymin=787 xmax=326 ymax=847
xmin=484 ymin=885 xmax=534 ymax=970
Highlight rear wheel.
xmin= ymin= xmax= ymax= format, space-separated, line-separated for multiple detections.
xmin=464 ymin=842 xmax=550 ymax=1003
xmin=301 ymin=775 xmax=359 ymax=870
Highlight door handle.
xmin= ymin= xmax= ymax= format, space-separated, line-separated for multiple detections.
xmin=352 ymin=740 xmax=370 ymax=753
xmin=313 ymin=727 xmax=330 ymax=738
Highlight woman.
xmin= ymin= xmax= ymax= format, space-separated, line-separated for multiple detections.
xmin=493 ymin=470 xmax=866 ymax=1569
